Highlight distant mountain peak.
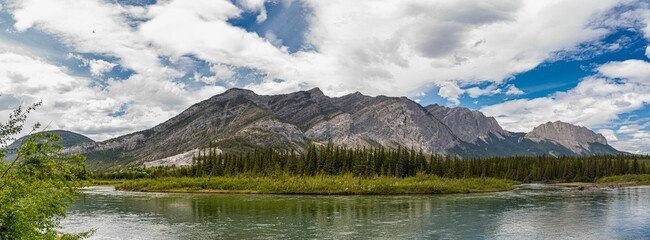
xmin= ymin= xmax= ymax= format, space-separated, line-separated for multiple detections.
xmin=306 ymin=87 xmax=324 ymax=95
xmin=223 ymin=87 xmax=253 ymax=94
xmin=525 ymin=121 xmax=608 ymax=154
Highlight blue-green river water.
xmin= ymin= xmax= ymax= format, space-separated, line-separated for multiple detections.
xmin=61 ymin=185 xmax=650 ymax=239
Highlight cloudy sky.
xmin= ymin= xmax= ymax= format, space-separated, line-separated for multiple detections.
xmin=0 ymin=0 xmax=649 ymax=153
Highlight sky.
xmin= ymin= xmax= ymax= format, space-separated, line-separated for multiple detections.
xmin=0 ymin=0 xmax=649 ymax=154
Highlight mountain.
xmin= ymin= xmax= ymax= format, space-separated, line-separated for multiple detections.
xmin=4 ymin=130 xmax=94 ymax=161
xmin=524 ymin=121 xmax=617 ymax=155
xmin=61 ymin=88 xmax=621 ymax=170
xmin=445 ymin=120 xmax=619 ymax=158
xmin=424 ymin=104 xmax=507 ymax=143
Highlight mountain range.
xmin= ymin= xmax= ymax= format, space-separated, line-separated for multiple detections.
xmin=10 ymin=88 xmax=620 ymax=170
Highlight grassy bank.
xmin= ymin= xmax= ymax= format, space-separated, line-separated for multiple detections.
xmin=553 ymin=174 xmax=650 ymax=189
xmin=596 ymin=174 xmax=650 ymax=186
xmin=81 ymin=179 xmax=124 ymax=187
xmin=114 ymin=174 xmax=519 ymax=195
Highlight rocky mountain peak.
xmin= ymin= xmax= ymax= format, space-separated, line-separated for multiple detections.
xmin=424 ymin=104 xmax=506 ymax=143
xmin=222 ymin=87 xmax=255 ymax=95
xmin=524 ymin=121 xmax=608 ymax=154
xmin=306 ymin=87 xmax=325 ymax=97
xmin=211 ymin=87 xmax=262 ymax=104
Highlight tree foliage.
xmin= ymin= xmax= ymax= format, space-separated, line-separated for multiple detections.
xmin=0 ymin=103 xmax=90 ymax=240
xmin=96 ymin=143 xmax=649 ymax=183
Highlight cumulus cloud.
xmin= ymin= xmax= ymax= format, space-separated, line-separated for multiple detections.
xmin=607 ymin=123 xmax=650 ymax=154
xmin=0 ymin=52 xmax=118 ymax=138
xmin=464 ymin=84 xmax=523 ymax=98
xmin=236 ymin=0 xmax=268 ymax=23
xmin=598 ymin=59 xmax=650 ymax=81
xmin=10 ymin=0 xmax=170 ymax=78
xmin=465 ymin=85 xmax=500 ymax=98
xmin=437 ymin=82 xmax=464 ymax=105
xmin=0 ymin=49 xmax=226 ymax=140
xmin=504 ymin=84 xmax=524 ymax=95
xmin=66 ymin=53 xmax=117 ymax=77
xmin=192 ymin=72 xmax=218 ymax=85
xmin=287 ymin=0 xmax=625 ymax=100
xmin=102 ymin=0 xmax=629 ymax=100
xmin=88 ymin=59 xmax=117 ymax=77
xmin=3 ymin=0 xmax=649 ymax=143
xmin=210 ymin=63 xmax=237 ymax=83
xmin=597 ymin=129 xmax=618 ymax=141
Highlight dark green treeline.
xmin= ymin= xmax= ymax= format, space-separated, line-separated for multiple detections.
xmin=96 ymin=145 xmax=649 ymax=183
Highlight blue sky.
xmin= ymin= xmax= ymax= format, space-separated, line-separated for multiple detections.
xmin=0 ymin=0 xmax=649 ymax=153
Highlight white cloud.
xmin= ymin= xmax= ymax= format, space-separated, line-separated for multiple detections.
xmin=236 ymin=0 xmax=268 ymax=23
xmin=617 ymin=124 xmax=645 ymax=135
xmin=597 ymin=129 xmax=618 ymax=141
xmin=138 ymin=0 xmax=291 ymax=77
xmin=464 ymin=84 xmax=522 ymax=98
xmin=210 ymin=63 xmax=237 ymax=83
xmin=3 ymin=0 xmax=649 ymax=143
xmin=192 ymin=72 xmax=218 ymax=85
xmin=88 ymin=59 xmax=117 ymax=77
xmin=598 ymin=59 xmax=650 ymax=82
xmin=5 ymin=0 xmax=236 ymax=140
xmin=64 ymin=0 xmax=622 ymax=102
xmin=66 ymin=53 xmax=117 ymax=77
xmin=0 ymin=51 xmax=118 ymax=138
xmin=437 ymin=82 xmax=464 ymax=105
xmin=293 ymin=0 xmax=621 ymax=100
xmin=264 ymin=31 xmax=284 ymax=48
xmin=0 ymin=50 xmax=228 ymax=141
xmin=482 ymin=77 xmax=650 ymax=132
xmin=482 ymin=59 xmax=650 ymax=153
xmin=465 ymin=85 xmax=501 ymax=98
xmin=10 ymin=0 xmax=171 ymax=78
xmin=599 ymin=126 xmax=650 ymax=154
xmin=609 ymin=129 xmax=650 ymax=154
xmin=505 ymin=84 xmax=524 ymax=95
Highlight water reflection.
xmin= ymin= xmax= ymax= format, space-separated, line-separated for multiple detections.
xmin=62 ymin=186 xmax=650 ymax=239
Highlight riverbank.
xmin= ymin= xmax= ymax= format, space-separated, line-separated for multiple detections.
xmin=553 ymin=174 xmax=650 ymax=190
xmin=90 ymin=174 xmax=650 ymax=195
xmin=113 ymin=174 xmax=519 ymax=195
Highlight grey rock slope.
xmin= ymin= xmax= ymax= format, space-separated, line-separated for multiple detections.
xmin=331 ymin=94 xmax=458 ymax=152
xmin=525 ymin=121 xmax=609 ymax=154
xmin=425 ymin=104 xmax=507 ymax=143
xmin=69 ymin=89 xmax=309 ymax=169
xmin=66 ymin=88 xmax=621 ymax=169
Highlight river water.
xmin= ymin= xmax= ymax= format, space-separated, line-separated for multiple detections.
xmin=61 ymin=185 xmax=650 ymax=239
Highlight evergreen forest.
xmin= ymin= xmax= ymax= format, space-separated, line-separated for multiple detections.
xmin=95 ymin=144 xmax=650 ymax=183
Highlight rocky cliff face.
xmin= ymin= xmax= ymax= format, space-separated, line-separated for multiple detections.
xmin=425 ymin=104 xmax=506 ymax=143
xmin=65 ymin=88 xmax=621 ymax=169
xmin=328 ymin=95 xmax=458 ymax=153
xmin=524 ymin=121 xmax=609 ymax=154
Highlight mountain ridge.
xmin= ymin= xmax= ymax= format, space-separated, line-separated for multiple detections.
xmin=4 ymin=130 xmax=95 ymax=162
xmin=55 ymin=88 xmax=621 ymax=169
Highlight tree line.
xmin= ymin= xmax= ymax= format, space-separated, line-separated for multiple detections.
xmin=95 ymin=144 xmax=650 ymax=183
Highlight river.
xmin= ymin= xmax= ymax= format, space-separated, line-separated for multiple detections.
xmin=61 ymin=185 xmax=650 ymax=239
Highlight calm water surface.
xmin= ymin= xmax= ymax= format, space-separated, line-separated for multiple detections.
xmin=61 ymin=185 xmax=650 ymax=239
